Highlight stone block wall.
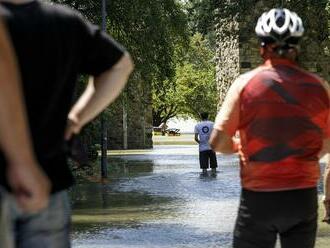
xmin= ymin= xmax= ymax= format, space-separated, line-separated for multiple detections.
xmin=216 ymin=0 xmax=330 ymax=104
xmin=107 ymin=96 xmax=124 ymax=149
xmin=107 ymin=79 xmax=153 ymax=150
xmin=126 ymin=80 xmax=153 ymax=149
xmin=215 ymin=0 xmax=240 ymax=106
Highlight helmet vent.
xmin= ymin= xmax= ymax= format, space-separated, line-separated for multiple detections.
xmin=255 ymin=8 xmax=304 ymax=44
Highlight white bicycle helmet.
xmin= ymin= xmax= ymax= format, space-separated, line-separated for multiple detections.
xmin=255 ymin=8 xmax=304 ymax=45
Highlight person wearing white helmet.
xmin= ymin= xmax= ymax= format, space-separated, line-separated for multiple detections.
xmin=210 ymin=8 xmax=330 ymax=248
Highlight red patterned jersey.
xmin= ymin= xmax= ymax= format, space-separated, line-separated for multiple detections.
xmin=215 ymin=58 xmax=330 ymax=191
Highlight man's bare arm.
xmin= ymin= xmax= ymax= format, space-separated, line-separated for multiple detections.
xmin=194 ymin=133 xmax=199 ymax=144
xmin=0 ymin=20 xmax=50 ymax=212
xmin=65 ymin=53 xmax=134 ymax=139
xmin=320 ymin=139 xmax=330 ymax=159
xmin=209 ymin=129 xmax=238 ymax=154
xmin=209 ymin=75 xmax=242 ymax=154
xmin=324 ymin=156 xmax=330 ymax=199
xmin=322 ymin=154 xmax=330 ymax=223
xmin=0 ymin=20 xmax=32 ymax=162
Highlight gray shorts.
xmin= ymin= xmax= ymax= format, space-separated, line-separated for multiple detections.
xmin=0 ymin=188 xmax=71 ymax=248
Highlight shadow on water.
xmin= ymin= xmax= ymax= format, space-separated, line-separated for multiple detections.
xmin=74 ymin=223 xmax=233 ymax=248
xmin=71 ymin=159 xmax=179 ymax=232
xmin=71 ymin=148 xmax=242 ymax=247
xmin=71 ymin=147 xmax=328 ymax=248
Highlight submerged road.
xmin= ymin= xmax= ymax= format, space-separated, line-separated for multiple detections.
xmin=71 ymin=145 xmax=240 ymax=248
xmin=71 ymin=144 xmax=326 ymax=248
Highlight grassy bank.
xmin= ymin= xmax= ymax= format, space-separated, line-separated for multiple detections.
xmin=153 ymin=133 xmax=196 ymax=145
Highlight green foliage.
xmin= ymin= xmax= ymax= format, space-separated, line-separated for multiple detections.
xmin=152 ymin=78 xmax=183 ymax=126
xmin=51 ymin=0 xmax=189 ymax=147
xmin=52 ymin=0 xmax=188 ymax=83
xmin=184 ymin=0 xmax=216 ymax=34
xmin=152 ymin=33 xmax=217 ymax=125
xmin=175 ymin=33 xmax=217 ymax=120
xmin=49 ymin=0 xmax=330 ymax=149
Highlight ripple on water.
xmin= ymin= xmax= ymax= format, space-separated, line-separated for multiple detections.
xmin=72 ymin=147 xmax=241 ymax=248
xmin=73 ymin=222 xmax=233 ymax=248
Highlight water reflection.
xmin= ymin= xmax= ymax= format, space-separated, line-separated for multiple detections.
xmin=71 ymin=146 xmax=241 ymax=247
xmin=71 ymin=146 xmax=325 ymax=248
xmin=74 ymin=224 xmax=232 ymax=248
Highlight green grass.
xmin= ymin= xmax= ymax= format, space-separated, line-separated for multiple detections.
xmin=153 ymin=133 xmax=196 ymax=145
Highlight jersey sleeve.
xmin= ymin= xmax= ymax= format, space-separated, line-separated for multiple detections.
xmin=214 ymin=77 xmax=242 ymax=137
xmin=75 ymin=13 xmax=126 ymax=76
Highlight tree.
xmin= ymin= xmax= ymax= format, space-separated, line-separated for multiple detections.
xmin=184 ymin=0 xmax=217 ymax=35
xmin=214 ymin=0 xmax=330 ymax=100
xmin=52 ymin=0 xmax=188 ymax=84
xmin=175 ymin=33 xmax=217 ymax=120
xmin=152 ymin=78 xmax=185 ymax=126
xmin=152 ymin=33 xmax=217 ymax=125
xmin=51 ymin=0 xmax=189 ymax=149
xmin=152 ymin=40 xmax=189 ymax=126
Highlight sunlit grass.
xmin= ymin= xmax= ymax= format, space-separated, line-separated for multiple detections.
xmin=153 ymin=133 xmax=195 ymax=145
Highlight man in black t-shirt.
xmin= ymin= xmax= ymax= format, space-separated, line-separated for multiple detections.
xmin=1 ymin=15 xmax=51 ymax=246
xmin=0 ymin=0 xmax=133 ymax=247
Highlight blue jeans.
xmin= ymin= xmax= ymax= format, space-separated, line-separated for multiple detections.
xmin=0 ymin=189 xmax=71 ymax=248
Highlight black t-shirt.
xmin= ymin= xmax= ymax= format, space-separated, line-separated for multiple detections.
xmin=0 ymin=6 xmax=5 ymax=15
xmin=0 ymin=0 xmax=125 ymax=192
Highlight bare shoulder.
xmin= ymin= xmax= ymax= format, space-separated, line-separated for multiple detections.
xmin=232 ymin=67 xmax=264 ymax=91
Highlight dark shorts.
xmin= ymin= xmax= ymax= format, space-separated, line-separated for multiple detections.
xmin=233 ymin=188 xmax=318 ymax=248
xmin=199 ymin=150 xmax=218 ymax=169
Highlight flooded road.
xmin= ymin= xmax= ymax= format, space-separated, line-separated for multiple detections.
xmin=71 ymin=145 xmax=326 ymax=248
xmin=71 ymin=145 xmax=240 ymax=248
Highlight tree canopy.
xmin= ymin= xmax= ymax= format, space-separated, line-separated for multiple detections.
xmin=152 ymin=1 xmax=218 ymax=126
xmin=48 ymin=0 xmax=330 ymax=151
xmin=51 ymin=0 xmax=191 ymax=146
xmin=53 ymin=0 xmax=188 ymax=84
xmin=175 ymin=33 xmax=217 ymax=120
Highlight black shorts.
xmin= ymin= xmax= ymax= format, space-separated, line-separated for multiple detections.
xmin=199 ymin=150 xmax=218 ymax=169
xmin=233 ymin=188 xmax=318 ymax=248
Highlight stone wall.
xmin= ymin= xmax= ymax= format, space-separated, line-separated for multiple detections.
xmin=216 ymin=0 xmax=330 ymax=104
xmin=107 ymin=79 xmax=153 ymax=150
xmin=106 ymin=96 xmax=124 ymax=149
xmin=126 ymin=80 xmax=153 ymax=149
xmin=215 ymin=0 xmax=240 ymax=106
xmin=108 ymin=0 xmax=329 ymax=150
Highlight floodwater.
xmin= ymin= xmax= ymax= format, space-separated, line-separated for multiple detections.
xmin=71 ymin=145 xmax=324 ymax=248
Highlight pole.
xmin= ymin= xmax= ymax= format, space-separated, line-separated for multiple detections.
xmin=100 ymin=0 xmax=108 ymax=179
xmin=102 ymin=0 xmax=107 ymax=31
